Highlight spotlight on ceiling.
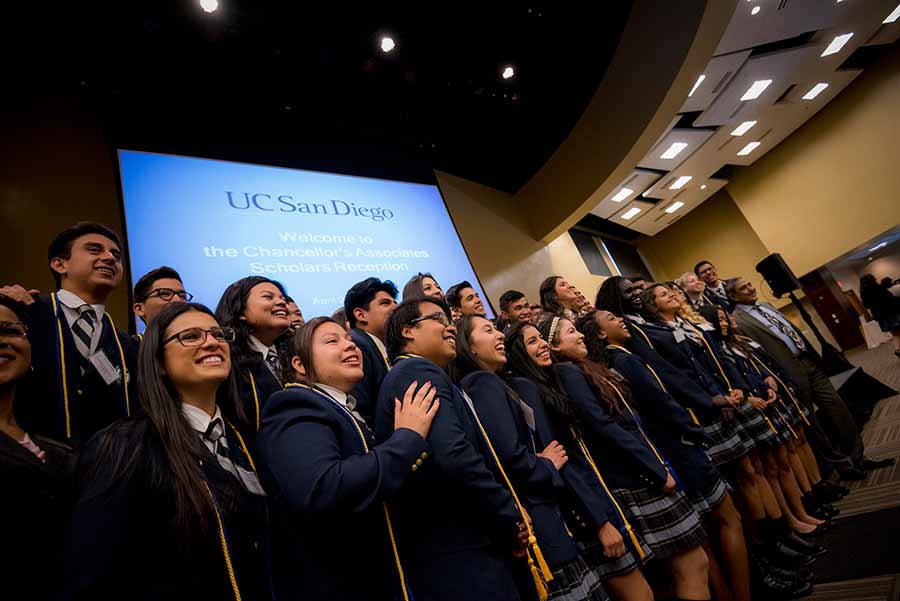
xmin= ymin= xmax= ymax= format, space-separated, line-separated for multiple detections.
xmin=502 ymin=66 xmax=515 ymax=80
xmin=611 ymin=188 xmax=634 ymax=203
xmin=751 ymin=5 xmax=761 ymax=14
xmin=802 ymin=82 xmax=829 ymax=100
xmin=200 ymin=0 xmax=218 ymax=13
xmin=740 ymin=79 xmax=773 ymax=101
xmin=821 ymin=32 xmax=853 ymax=57
xmin=380 ymin=36 xmax=396 ymax=53
xmin=700 ymin=184 xmax=708 ymax=190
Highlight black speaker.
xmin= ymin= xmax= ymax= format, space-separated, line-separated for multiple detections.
xmin=756 ymin=253 xmax=801 ymax=297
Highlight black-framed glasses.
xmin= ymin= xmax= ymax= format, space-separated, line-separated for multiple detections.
xmin=407 ymin=311 xmax=451 ymax=328
xmin=164 ymin=326 xmax=235 ymax=347
xmin=0 ymin=321 xmax=28 ymax=338
xmin=147 ymin=288 xmax=194 ymax=302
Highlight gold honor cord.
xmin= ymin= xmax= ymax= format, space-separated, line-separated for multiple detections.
xmin=683 ymin=321 xmax=732 ymax=392
xmin=463 ymin=390 xmax=554 ymax=601
xmin=630 ymin=323 xmax=654 ymax=350
xmin=572 ymin=428 xmax=647 ymax=561
xmin=607 ymin=345 xmax=701 ymax=426
xmin=284 ymin=383 xmax=412 ymax=601
xmin=247 ymin=371 xmax=261 ymax=432
xmin=599 ymin=377 xmax=669 ymax=470
xmin=50 ymin=293 xmax=131 ymax=438
xmin=740 ymin=344 xmax=811 ymax=428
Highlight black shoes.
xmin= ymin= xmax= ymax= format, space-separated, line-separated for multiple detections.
xmin=839 ymin=466 xmax=868 ymax=481
xmin=812 ymin=480 xmax=849 ymax=502
xmin=781 ymin=531 xmax=827 ymax=557
xmin=750 ymin=544 xmax=815 ymax=599
xmin=859 ymin=456 xmax=896 ymax=470
xmin=802 ymin=495 xmax=839 ymax=521
xmin=769 ymin=540 xmax=816 ymax=568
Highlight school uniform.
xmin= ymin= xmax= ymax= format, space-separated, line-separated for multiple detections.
xmin=703 ymin=281 xmax=734 ymax=311
xmin=374 ymin=355 xmax=522 ymax=601
xmin=506 ymin=377 xmax=645 ymax=580
xmin=738 ymin=336 xmax=811 ymax=433
xmin=16 ymin=292 xmax=136 ymax=444
xmin=0 ymin=427 xmax=75 ymax=600
xmin=605 ymin=346 xmax=730 ymax=516
xmin=554 ymin=363 xmax=708 ymax=560
xmin=257 ymin=383 xmax=428 ymax=601
xmin=717 ymin=341 xmax=785 ymax=449
xmin=349 ymin=328 xmax=390 ymax=426
xmin=639 ymin=319 xmax=748 ymax=466
xmin=460 ymin=371 xmax=608 ymax=601
xmin=60 ymin=412 xmax=269 ymax=601
xmin=234 ymin=338 xmax=284 ymax=438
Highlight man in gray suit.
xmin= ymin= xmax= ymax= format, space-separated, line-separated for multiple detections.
xmin=728 ymin=277 xmax=893 ymax=480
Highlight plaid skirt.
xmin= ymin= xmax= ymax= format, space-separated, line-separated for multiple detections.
xmin=546 ymin=556 xmax=610 ymax=601
xmin=734 ymin=400 xmax=778 ymax=448
xmin=612 ymin=486 xmax=707 ymax=560
xmin=776 ymin=395 xmax=811 ymax=431
xmin=702 ymin=415 xmax=748 ymax=466
xmin=686 ymin=475 xmax=730 ymax=516
xmin=576 ymin=536 xmax=649 ymax=581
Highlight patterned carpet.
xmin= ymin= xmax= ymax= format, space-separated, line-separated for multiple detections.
xmin=808 ymin=342 xmax=900 ymax=601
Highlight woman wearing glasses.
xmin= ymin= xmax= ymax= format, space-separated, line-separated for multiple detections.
xmin=61 ymin=302 xmax=270 ymax=601
xmin=0 ymin=295 xmax=76 ymax=600
xmin=216 ymin=276 xmax=292 ymax=437
xmin=257 ymin=316 xmax=439 ymax=600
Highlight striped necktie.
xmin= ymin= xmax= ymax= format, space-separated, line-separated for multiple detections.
xmin=71 ymin=304 xmax=97 ymax=359
xmin=756 ymin=305 xmax=806 ymax=352
xmin=265 ymin=349 xmax=281 ymax=383
xmin=203 ymin=418 xmax=242 ymax=481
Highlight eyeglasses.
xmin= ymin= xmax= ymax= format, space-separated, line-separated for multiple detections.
xmin=407 ymin=311 xmax=451 ymax=328
xmin=164 ymin=326 xmax=235 ymax=347
xmin=147 ymin=288 xmax=194 ymax=302
xmin=0 ymin=321 xmax=27 ymax=338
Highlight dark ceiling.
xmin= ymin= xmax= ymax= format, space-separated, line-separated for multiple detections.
xmin=4 ymin=2 xmax=631 ymax=192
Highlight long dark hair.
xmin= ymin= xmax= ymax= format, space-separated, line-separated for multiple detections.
xmin=402 ymin=272 xmax=440 ymax=301
xmin=286 ymin=316 xmax=338 ymax=386
xmin=86 ymin=303 xmax=245 ymax=538
xmin=539 ymin=276 xmax=564 ymax=314
xmin=503 ymin=322 xmax=579 ymax=429
xmin=594 ymin=276 xmax=629 ymax=317
xmin=450 ymin=314 xmax=493 ymax=382
xmin=215 ymin=276 xmax=289 ymax=374
xmin=640 ymin=283 xmax=669 ymax=323
xmin=537 ymin=312 xmax=625 ymax=414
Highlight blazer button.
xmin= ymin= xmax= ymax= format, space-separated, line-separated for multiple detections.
xmin=411 ymin=464 xmax=418 ymax=472
xmin=415 ymin=458 xmax=423 ymax=467
xmin=420 ymin=451 xmax=429 ymax=460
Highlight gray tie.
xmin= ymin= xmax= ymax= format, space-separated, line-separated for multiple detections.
xmin=203 ymin=418 xmax=242 ymax=481
xmin=71 ymin=305 xmax=96 ymax=359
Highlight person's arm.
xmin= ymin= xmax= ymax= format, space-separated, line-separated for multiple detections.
xmin=627 ymin=331 xmax=716 ymax=413
xmin=555 ymin=364 xmax=667 ymax=485
xmin=258 ymin=391 xmax=429 ymax=513
xmin=463 ymin=372 xmax=560 ymax=494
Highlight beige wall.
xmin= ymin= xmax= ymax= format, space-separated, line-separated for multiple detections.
xmin=436 ymin=171 xmax=605 ymax=310
xmin=727 ymin=42 xmax=900 ymax=276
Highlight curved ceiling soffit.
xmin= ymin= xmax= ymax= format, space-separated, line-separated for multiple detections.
xmin=515 ymin=0 xmax=739 ymax=242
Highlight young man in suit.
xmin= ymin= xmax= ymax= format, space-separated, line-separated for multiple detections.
xmin=729 ymin=276 xmax=893 ymax=479
xmin=132 ymin=266 xmax=191 ymax=329
xmin=695 ymin=260 xmax=735 ymax=311
xmin=0 ymin=222 xmax=136 ymax=443
xmin=446 ymin=280 xmax=486 ymax=317
xmin=344 ymin=277 xmax=398 ymax=425
xmin=374 ymin=298 xmax=526 ymax=601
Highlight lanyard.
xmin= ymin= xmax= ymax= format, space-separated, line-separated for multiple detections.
xmin=50 ymin=293 xmax=130 ymax=438
xmin=284 ymin=382 xmax=413 ymax=601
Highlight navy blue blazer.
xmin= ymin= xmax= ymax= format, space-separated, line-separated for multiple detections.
xmin=17 ymin=294 xmax=137 ymax=444
xmin=638 ymin=321 xmax=730 ymax=400
xmin=374 ymin=356 xmax=520 ymax=556
xmin=349 ymin=328 xmax=390 ymax=426
xmin=553 ymin=363 xmax=668 ymax=491
xmin=703 ymin=287 xmax=735 ymax=312
xmin=719 ymin=342 xmax=769 ymax=398
xmin=506 ymin=376 xmax=617 ymax=541
xmin=257 ymin=384 xmax=428 ymax=601
xmin=233 ymin=358 xmax=282 ymax=440
xmin=460 ymin=371 xmax=577 ymax=568
xmin=625 ymin=319 xmax=715 ymax=416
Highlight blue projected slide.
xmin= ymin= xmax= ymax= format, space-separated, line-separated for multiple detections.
xmin=118 ymin=150 xmax=491 ymax=331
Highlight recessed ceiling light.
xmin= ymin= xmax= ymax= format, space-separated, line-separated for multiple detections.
xmin=731 ymin=120 xmax=758 ymax=136
xmin=869 ymin=242 xmax=888 ymax=252
xmin=611 ymin=188 xmax=634 ymax=203
xmin=502 ymin=66 xmax=515 ymax=80
xmin=689 ymin=74 xmax=706 ymax=97
xmin=199 ymin=0 xmax=218 ymax=12
xmin=884 ymin=3 xmax=900 ymax=23
xmin=821 ymin=33 xmax=854 ymax=57
xmin=751 ymin=6 xmax=761 ymax=14
xmin=802 ymin=82 xmax=829 ymax=100
xmin=700 ymin=184 xmax=708 ymax=190
xmin=737 ymin=141 xmax=761 ymax=156
xmin=665 ymin=201 xmax=685 ymax=214
xmin=621 ymin=207 xmax=642 ymax=220
xmin=670 ymin=176 xmax=693 ymax=189
xmin=740 ymin=79 xmax=773 ymax=101
xmin=660 ymin=142 xmax=689 ymax=160
xmin=380 ymin=36 xmax=396 ymax=53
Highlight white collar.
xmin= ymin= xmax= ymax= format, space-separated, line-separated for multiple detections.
xmin=364 ymin=330 xmax=388 ymax=357
xmin=248 ymin=335 xmax=275 ymax=357
xmin=315 ymin=383 xmax=357 ymax=412
xmin=181 ymin=403 xmax=223 ymax=433
xmin=56 ymin=289 xmax=105 ymax=320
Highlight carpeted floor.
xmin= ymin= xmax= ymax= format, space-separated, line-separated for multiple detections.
xmin=807 ymin=342 xmax=900 ymax=601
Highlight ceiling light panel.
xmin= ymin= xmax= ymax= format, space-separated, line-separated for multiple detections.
xmin=737 ymin=141 xmax=761 ymax=156
xmin=821 ymin=32 xmax=854 ymax=57
xmin=660 ymin=142 xmax=689 ymax=160
xmin=621 ymin=207 xmax=642 ymax=220
xmin=665 ymin=201 xmax=685 ymax=214
xmin=885 ymin=3 xmax=900 ymax=23
xmin=670 ymin=176 xmax=693 ymax=189
xmin=680 ymin=51 xmax=751 ymax=114
xmin=638 ymin=129 xmax=714 ymax=172
xmin=740 ymin=79 xmax=772 ymax=101
xmin=611 ymin=188 xmax=634 ymax=203
xmin=731 ymin=120 xmax=757 ymax=136
xmin=802 ymin=83 xmax=829 ymax=100
xmin=591 ymin=170 xmax=662 ymax=219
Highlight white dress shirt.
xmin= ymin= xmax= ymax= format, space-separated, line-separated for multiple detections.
xmin=181 ymin=403 xmax=226 ymax=455
xmin=365 ymin=331 xmax=389 ymax=366
xmin=56 ymin=289 xmax=105 ymax=352
xmin=316 ymin=383 xmax=366 ymax=424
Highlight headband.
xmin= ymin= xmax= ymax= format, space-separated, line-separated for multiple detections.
xmin=547 ymin=315 xmax=561 ymax=344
